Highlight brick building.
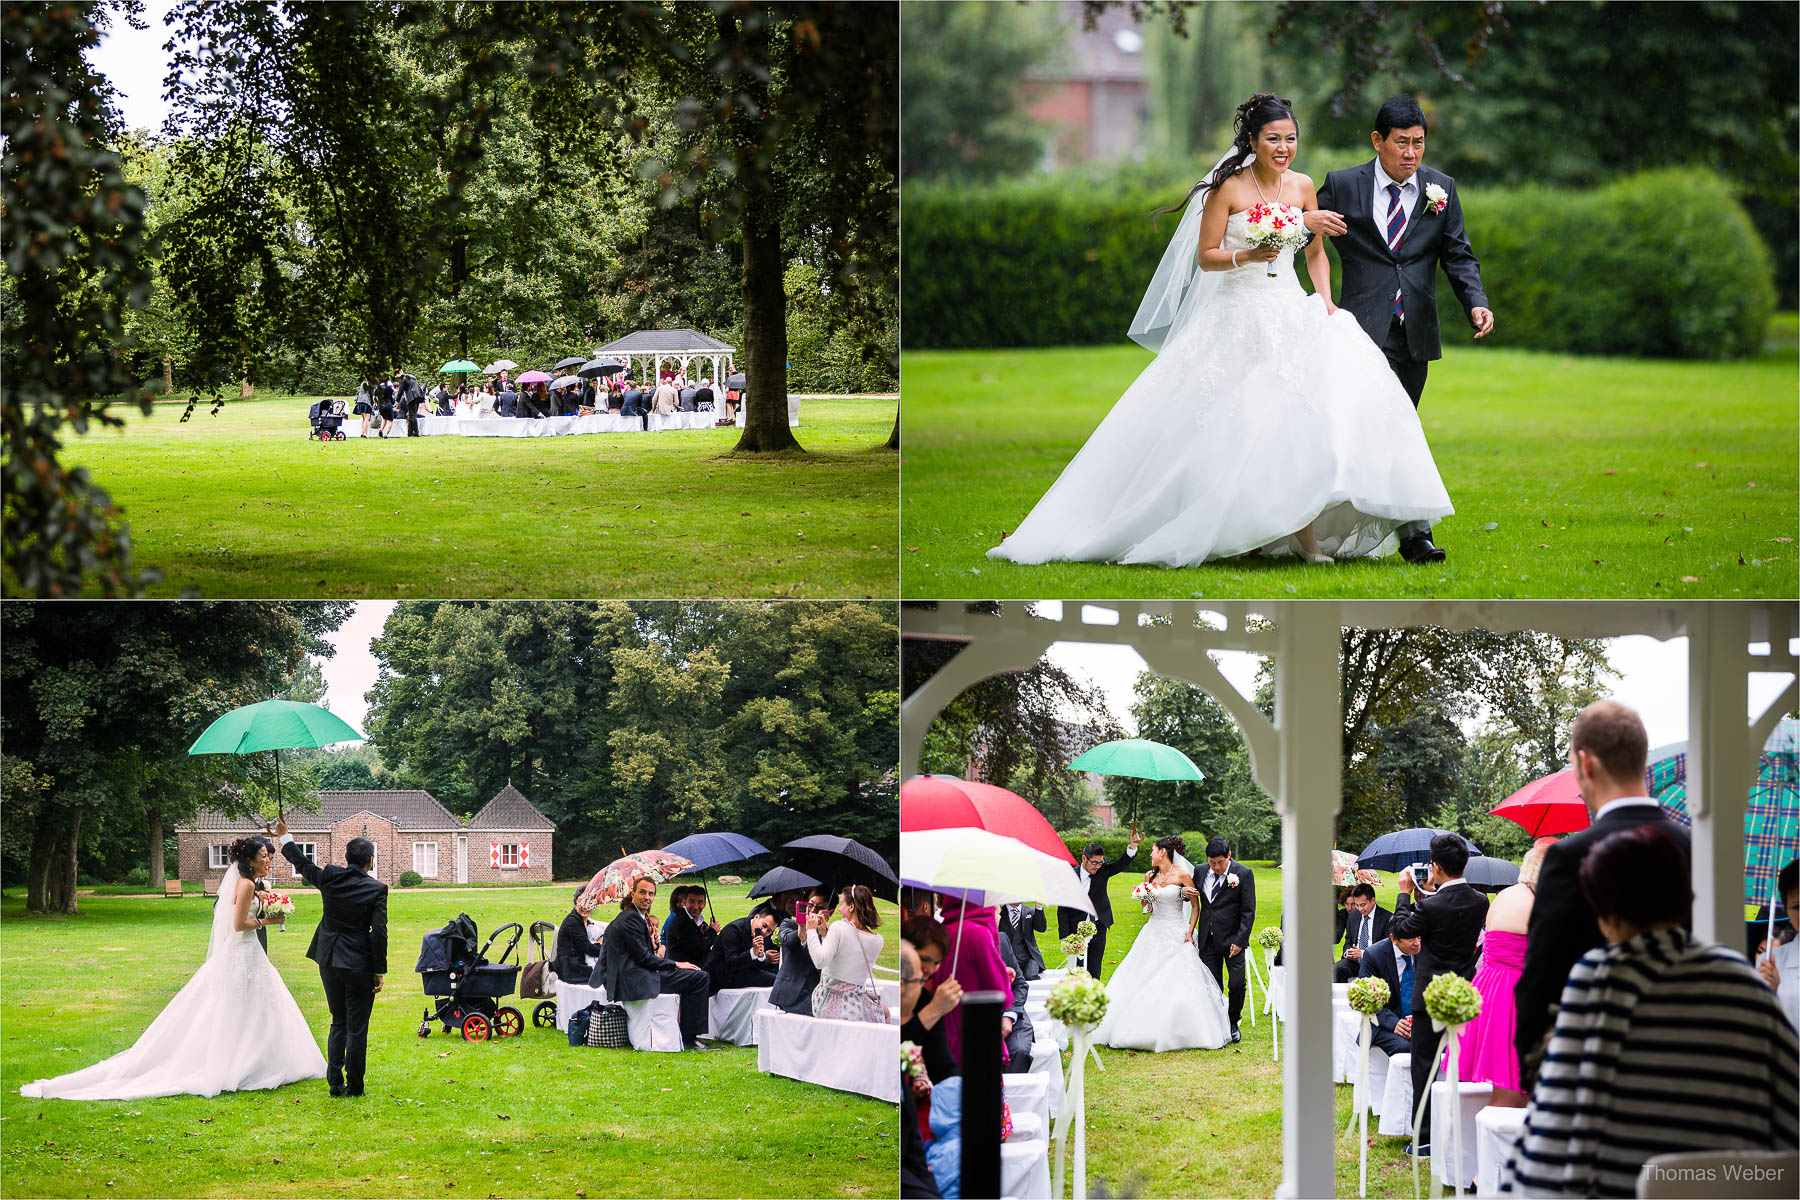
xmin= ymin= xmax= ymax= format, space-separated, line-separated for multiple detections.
xmin=176 ymin=785 xmax=555 ymax=887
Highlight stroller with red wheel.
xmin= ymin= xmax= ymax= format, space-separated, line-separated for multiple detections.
xmin=414 ymin=913 xmax=524 ymax=1042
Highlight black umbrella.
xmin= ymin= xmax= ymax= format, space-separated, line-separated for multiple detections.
xmin=748 ymin=864 xmax=823 ymax=899
xmin=578 ymin=357 xmax=626 ymax=379
xmin=553 ymin=356 xmax=587 ymax=371
xmin=724 ymin=372 xmax=747 ymax=389
xmin=1460 ymin=856 xmax=1520 ymax=891
xmin=780 ymin=834 xmax=896 ymax=901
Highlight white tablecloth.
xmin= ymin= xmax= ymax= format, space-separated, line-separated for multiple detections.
xmin=1431 ymin=1080 xmax=1493 ymax=1189
xmin=1378 ymin=1052 xmax=1414 ymax=1136
xmin=733 ymin=396 xmax=803 ymax=428
xmin=1025 ymin=968 xmax=1068 ymax=1007
xmin=413 ymin=411 xmax=720 ymax=437
xmin=1475 ymin=1104 xmax=1527 ymax=1196
xmin=553 ymin=981 xmax=682 ymax=1052
xmin=1002 ymin=1072 xmax=1051 ymax=1133
xmin=1333 ymin=1007 xmax=1362 ymax=1084
xmin=1027 ymin=1040 xmax=1065 ymax=1119
xmin=1002 ymin=1139 xmax=1052 ymax=1200
xmin=755 ymin=1008 xmax=897 ymax=1102
xmin=878 ymin=980 xmax=901 ymax=1012
xmin=707 ymin=987 xmax=770 ymax=1045
xmin=1024 ymin=1000 xmax=1067 ymax=1050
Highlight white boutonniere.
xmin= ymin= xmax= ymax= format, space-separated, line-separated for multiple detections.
xmin=1424 ymin=182 xmax=1448 ymax=214
xmin=1227 ymin=874 xmax=1240 ymax=889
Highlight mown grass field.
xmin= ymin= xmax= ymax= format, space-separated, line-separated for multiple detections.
xmin=900 ymin=320 xmax=1799 ymax=599
xmin=64 ymin=394 xmax=897 ymax=598
xmin=1 ymin=883 xmax=898 ymax=1199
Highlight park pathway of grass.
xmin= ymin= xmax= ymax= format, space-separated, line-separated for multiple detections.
xmin=901 ymin=326 xmax=1798 ymax=599
xmin=1 ymin=884 xmax=897 ymax=1199
xmin=70 ymin=395 xmax=897 ymax=598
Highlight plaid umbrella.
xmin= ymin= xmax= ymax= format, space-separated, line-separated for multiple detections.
xmin=580 ymin=850 xmax=695 ymax=909
xmin=1647 ymin=717 xmax=1799 ymax=908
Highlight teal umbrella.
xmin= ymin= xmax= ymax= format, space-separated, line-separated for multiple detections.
xmin=188 ymin=700 xmax=364 ymax=819
xmin=439 ymin=359 xmax=479 ymax=373
xmin=1068 ymin=738 xmax=1206 ymax=782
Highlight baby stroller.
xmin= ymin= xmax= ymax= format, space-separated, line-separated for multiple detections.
xmin=518 ymin=920 xmax=560 ymax=1030
xmin=415 ymin=913 xmax=525 ymax=1042
xmin=308 ymin=399 xmax=348 ymax=441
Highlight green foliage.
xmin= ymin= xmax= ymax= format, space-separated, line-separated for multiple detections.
xmin=397 ymin=869 xmax=422 ymax=888
xmin=1055 ymin=829 xmax=1207 ymax=863
xmin=903 ymin=168 xmax=1774 ymax=357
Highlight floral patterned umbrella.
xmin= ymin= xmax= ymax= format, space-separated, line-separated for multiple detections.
xmin=579 ymin=850 xmax=695 ymax=909
xmin=1275 ymin=849 xmax=1380 ymax=886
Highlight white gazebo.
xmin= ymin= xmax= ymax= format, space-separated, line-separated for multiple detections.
xmin=594 ymin=328 xmax=735 ymax=387
xmin=900 ymin=599 xmax=1797 ymax=1199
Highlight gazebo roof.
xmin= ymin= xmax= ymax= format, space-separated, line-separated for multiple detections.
xmin=595 ymin=328 xmax=735 ymax=355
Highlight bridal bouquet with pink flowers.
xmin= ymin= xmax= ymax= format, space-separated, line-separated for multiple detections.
xmin=1241 ymin=201 xmax=1308 ymax=276
xmin=259 ymin=891 xmax=295 ymax=932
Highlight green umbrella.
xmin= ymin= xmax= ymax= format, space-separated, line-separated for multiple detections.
xmin=439 ymin=359 xmax=479 ymax=373
xmin=1068 ymin=737 xmax=1206 ymax=782
xmin=188 ymin=700 xmax=364 ymax=820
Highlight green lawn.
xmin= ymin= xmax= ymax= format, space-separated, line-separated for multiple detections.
xmin=67 ymin=395 xmax=897 ymax=598
xmin=1 ymin=883 xmax=898 ymax=1199
xmin=900 ymin=330 xmax=1799 ymax=598
xmin=1017 ymin=866 xmax=1449 ymax=1199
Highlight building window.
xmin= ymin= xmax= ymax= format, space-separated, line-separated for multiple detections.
xmin=413 ymin=841 xmax=438 ymax=878
xmin=292 ymin=842 xmax=316 ymax=863
xmin=209 ymin=844 xmax=230 ymax=869
xmin=500 ymin=843 xmax=520 ymax=869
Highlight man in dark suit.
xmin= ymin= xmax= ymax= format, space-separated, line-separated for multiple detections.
xmin=997 ymin=903 xmax=1047 ymax=981
xmin=1515 ymin=700 xmax=1688 ymax=1086
xmin=1356 ymin=932 xmax=1421 ymax=1057
xmin=993 ymin=925 xmax=1036 ymax=1073
xmin=1057 ymin=828 xmax=1141 ymax=977
xmin=1311 ymin=94 xmax=1493 ymax=565
xmin=1390 ymin=832 xmax=1488 ymax=1155
xmin=1187 ymin=836 xmax=1256 ymax=1041
xmin=620 ymin=383 xmax=645 ymax=417
xmin=273 ymin=816 xmax=387 ymax=1097
xmin=662 ymin=886 xmax=720 ymax=968
xmin=771 ymin=888 xmax=828 ymax=1015
xmin=497 ymin=389 xmax=519 ymax=418
xmin=703 ymin=910 xmax=781 ymax=996
xmin=594 ymin=876 xmax=715 ymax=1050
xmin=1336 ymin=883 xmax=1393 ymax=982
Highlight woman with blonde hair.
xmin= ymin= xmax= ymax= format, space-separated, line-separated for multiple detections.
xmin=806 ymin=884 xmax=887 ymax=1023
xmin=1454 ymin=836 xmax=1557 ymax=1106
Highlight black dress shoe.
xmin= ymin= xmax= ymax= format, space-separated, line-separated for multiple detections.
xmin=1399 ymin=536 xmax=1447 ymax=564
xmin=683 ymin=1040 xmax=721 ymax=1052
xmin=329 ymin=1085 xmax=345 ymax=1097
xmin=1229 ymin=1026 xmax=1242 ymax=1044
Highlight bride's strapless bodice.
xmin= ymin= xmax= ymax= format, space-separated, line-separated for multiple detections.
xmin=1143 ymin=882 xmax=1187 ymax=925
xmin=1217 ymin=209 xmax=1299 ymax=287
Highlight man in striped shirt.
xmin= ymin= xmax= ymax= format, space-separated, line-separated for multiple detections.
xmin=1501 ymin=824 xmax=1798 ymax=1196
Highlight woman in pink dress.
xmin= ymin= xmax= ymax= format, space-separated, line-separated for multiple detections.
xmin=1454 ymin=837 xmax=1557 ymax=1105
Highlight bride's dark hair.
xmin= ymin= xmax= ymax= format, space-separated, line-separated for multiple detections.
xmin=228 ymin=835 xmax=274 ymax=875
xmin=1154 ymin=834 xmax=1187 ymax=861
xmin=1151 ymin=93 xmax=1300 ymax=228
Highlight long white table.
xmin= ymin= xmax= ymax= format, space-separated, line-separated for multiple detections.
xmin=553 ymin=981 xmax=682 ymax=1052
xmin=707 ymin=986 xmax=770 ymax=1046
xmin=409 ymin=411 xmax=720 ymax=437
xmin=755 ymin=1008 xmax=897 ymax=1102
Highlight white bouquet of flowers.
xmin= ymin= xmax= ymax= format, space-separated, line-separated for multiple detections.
xmin=1241 ymin=201 xmax=1309 ymax=276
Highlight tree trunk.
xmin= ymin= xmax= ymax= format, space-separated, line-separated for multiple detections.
xmin=887 ymin=409 xmax=899 ymax=450
xmin=148 ymin=808 xmax=165 ymax=890
xmin=239 ymin=342 xmax=253 ymax=399
xmin=27 ymin=812 xmax=81 ymax=914
xmin=26 ymin=818 xmax=55 ymax=912
xmin=161 ymin=355 xmax=174 ymax=394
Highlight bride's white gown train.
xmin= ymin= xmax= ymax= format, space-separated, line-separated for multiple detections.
xmin=1093 ymin=883 xmax=1231 ymax=1052
xmin=18 ymin=866 xmax=326 ymax=1100
xmin=988 ymin=211 xmax=1453 ymax=566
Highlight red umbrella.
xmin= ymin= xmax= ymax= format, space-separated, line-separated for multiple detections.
xmin=1490 ymin=769 xmax=1589 ymax=836
xmin=900 ymin=775 xmax=1076 ymax=864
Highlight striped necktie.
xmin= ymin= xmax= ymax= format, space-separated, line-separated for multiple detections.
xmin=1386 ymin=182 xmax=1407 ymax=320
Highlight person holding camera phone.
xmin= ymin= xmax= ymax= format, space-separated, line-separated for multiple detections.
xmin=1389 ymin=832 xmax=1488 ymax=1157
xmin=771 ymin=887 xmax=830 ymax=1015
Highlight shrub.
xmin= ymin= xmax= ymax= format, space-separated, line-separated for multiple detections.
xmin=903 ymin=168 xmax=1774 ymax=360
xmin=1056 ymin=829 xmax=1209 ymax=865
xmin=124 ymin=866 xmax=150 ymax=887
xmin=398 ymin=870 xmax=423 ymax=888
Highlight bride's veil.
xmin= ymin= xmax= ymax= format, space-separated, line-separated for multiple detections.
xmin=1126 ymin=147 xmax=1253 ymax=354
xmin=1172 ymin=848 xmax=1199 ymax=924
xmin=206 ymin=863 xmax=243 ymax=961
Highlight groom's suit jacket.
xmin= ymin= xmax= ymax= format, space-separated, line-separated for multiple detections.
xmin=1316 ymin=161 xmax=1487 ymax=364
xmin=1057 ymin=848 xmax=1136 ymax=934
xmin=280 ymin=841 xmax=388 ymax=975
xmin=1194 ymin=861 xmax=1256 ymax=954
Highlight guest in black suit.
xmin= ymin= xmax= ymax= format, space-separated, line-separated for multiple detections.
xmin=1356 ymin=932 xmax=1421 ymax=1057
xmin=993 ymin=923 xmax=1037 ymax=1073
xmin=1311 ymin=95 xmax=1493 ymax=564
xmin=620 ymin=384 xmax=645 ymax=417
xmin=1187 ymin=836 xmax=1257 ymax=1040
xmin=771 ymin=887 xmax=829 ymax=1015
xmin=1390 ymin=832 xmax=1489 ymax=1154
xmin=594 ymin=876 xmax=715 ymax=1050
xmin=1336 ymin=883 xmax=1393 ymax=982
xmin=662 ymin=885 xmax=721 ymax=967
xmin=997 ymin=902 xmax=1048 ymax=981
xmin=1515 ymin=700 xmax=1689 ymax=1086
xmin=552 ymin=886 xmax=603 ymax=984
xmin=1056 ymin=828 xmax=1142 ymax=976
xmin=703 ymin=911 xmax=781 ymax=996
xmin=273 ymin=816 xmax=388 ymax=1097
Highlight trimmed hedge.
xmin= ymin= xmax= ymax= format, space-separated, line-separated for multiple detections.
xmin=398 ymin=870 xmax=423 ymax=888
xmin=1056 ymin=829 xmax=1210 ymax=864
xmin=903 ymin=168 xmax=1774 ymax=360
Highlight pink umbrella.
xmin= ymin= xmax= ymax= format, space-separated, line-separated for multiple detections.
xmin=515 ymin=370 xmax=553 ymax=384
xmin=579 ymin=850 xmax=695 ymax=909
xmin=1490 ymin=768 xmax=1589 ymax=836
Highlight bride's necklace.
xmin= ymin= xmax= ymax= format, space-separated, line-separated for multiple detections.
xmin=1250 ymin=165 xmax=1285 ymax=208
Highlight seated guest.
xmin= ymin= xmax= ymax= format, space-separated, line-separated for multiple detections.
xmin=678 ymin=384 xmax=698 ymax=412
xmin=619 ymin=384 xmax=645 ymax=417
xmin=551 ymin=886 xmax=604 ymax=984
xmin=1456 ymin=835 xmax=1556 ymax=1107
xmin=497 ymin=389 xmax=519 ymax=418
xmin=1335 ymin=882 xmax=1391 ymax=982
xmin=693 ymin=380 xmax=715 ymax=411
xmin=898 ymin=938 xmax=943 ymax=1200
xmin=1756 ymin=857 xmax=1798 ymax=1033
xmin=651 ymin=380 xmax=679 ymax=415
xmin=901 ymin=917 xmax=960 ymax=1081
xmin=1500 ymin=825 xmax=1798 ymax=1196
xmin=993 ymin=921 xmax=1037 ymax=1072
xmin=704 ymin=909 xmax=780 ymax=995
xmin=662 ymin=885 xmax=720 ymax=966
xmin=593 ymin=875 xmax=717 ymax=1051
xmin=806 ymin=884 xmax=886 ymax=1022
xmin=995 ymin=902 xmax=1047 ymax=981
xmin=1356 ymin=932 xmax=1420 ymax=1057
xmin=770 ymin=887 xmax=829 ymax=1016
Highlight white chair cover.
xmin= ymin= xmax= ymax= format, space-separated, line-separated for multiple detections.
xmin=1430 ymin=1081 xmax=1493 ymax=1189
xmin=754 ymin=1008 xmax=897 ymax=1102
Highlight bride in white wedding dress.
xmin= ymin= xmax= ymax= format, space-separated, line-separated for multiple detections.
xmin=1093 ymin=836 xmax=1231 ymax=1052
xmin=988 ymin=93 xmax=1452 ymax=567
xmin=19 ymin=837 xmax=326 ymax=1100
